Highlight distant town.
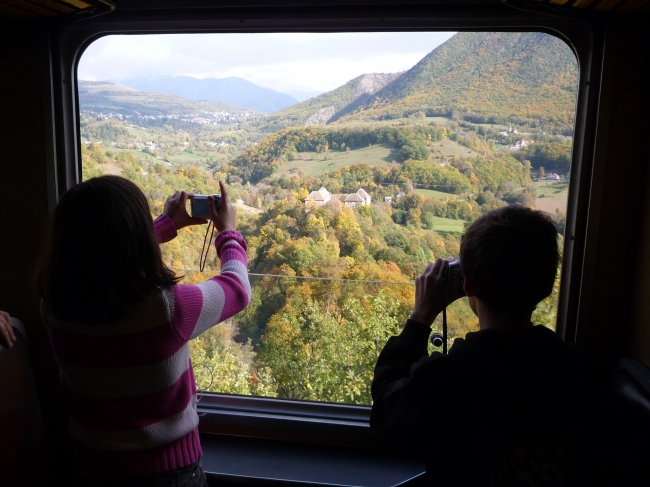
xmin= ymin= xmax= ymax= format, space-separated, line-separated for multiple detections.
xmin=81 ymin=109 xmax=261 ymax=125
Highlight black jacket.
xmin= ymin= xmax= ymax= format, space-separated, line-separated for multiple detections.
xmin=371 ymin=320 xmax=603 ymax=486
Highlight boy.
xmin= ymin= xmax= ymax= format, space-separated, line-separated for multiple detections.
xmin=371 ymin=205 xmax=601 ymax=485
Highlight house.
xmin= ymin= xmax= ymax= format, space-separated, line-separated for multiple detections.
xmin=546 ymin=173 xmax=561 ymax=180
xmin=343 ymin=192 xmax=364 ymax=208
xmin=356 ymin=188 xmax=371 ymax=205
xmin=508 ymin=139 xmax=532 ymax=151
xmin=384 ymin=196 xmax=392 ymax=203
xmin=305 ymin=187 xmax=371 ymax=208
xmin=304 ymin=186 xmax=332 ymax=206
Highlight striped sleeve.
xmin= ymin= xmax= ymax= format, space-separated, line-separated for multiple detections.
xmin=164 ymin=230 xmax=251 ymax=341
xmin=153 ymin=214 xmax=178 ymax=243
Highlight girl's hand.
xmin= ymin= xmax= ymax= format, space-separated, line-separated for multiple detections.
xmin=0 ymin=310 xmax=16 ymax=349
xmin=209 ymin=181 xmax=237 ymax=233
xmin=163 ymin=191 xmax=208 ymax=230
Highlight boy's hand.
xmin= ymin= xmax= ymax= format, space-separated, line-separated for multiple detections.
xmin=409 ymin=258 xmax=453 ymax=327
xmin=209 ymin=181 xmax=237 ymax=233
xmin=0 ymin=310 xmax=16 ymax=349
xmin=163 ymin=191 xmax=208 ymax=230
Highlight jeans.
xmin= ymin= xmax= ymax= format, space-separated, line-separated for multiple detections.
xmin=75 ymin=458 xmax=208 ymax=487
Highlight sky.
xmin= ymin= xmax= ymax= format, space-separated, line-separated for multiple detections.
xmin=78 ymin=32 xmax=456 ymax=95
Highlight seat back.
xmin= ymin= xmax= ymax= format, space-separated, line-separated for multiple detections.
xmin=0 ymin=318 xmax=47 ymax=484
xmin=605 ymin=358 xmax=650 ymax=486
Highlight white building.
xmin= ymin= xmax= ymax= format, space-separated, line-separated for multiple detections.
xmin=305 ymin=187 xmax=371 ymax=208
xmin=509 ymin=140 xmax=532 ymax=151
xmin=304 ymin=187 xmax=332 ymax=206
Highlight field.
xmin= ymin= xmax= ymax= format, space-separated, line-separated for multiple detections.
xmin=331 ymin=115 xmax=450 ymax=128
xmin=275 ymin=144 xmax=400 ymax=177
xmin=95 ymin=146 xmax=210 ymax=169
xmin=533 ymin=179 xmax=569 ymax=214
xmin=430 ymin=139 xmax=482 ymax=158
xmin=415 ymin=188 xmax=458 ymax=200
xmin=425 ymin=116 xmax=452 ymax=125
xmin=332 ymin=119 xmax=407 ymax=128
xmin=476 ymin=122 xmax=507 ymax=129
xmin=428 ymin=216 xmax=465 ymax=233
xmin=166 ymin=151 xmax=208 ymax=165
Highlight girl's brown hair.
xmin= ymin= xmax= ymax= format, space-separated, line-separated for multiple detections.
xmin=37 ymin=175 xmax=180 ymax=324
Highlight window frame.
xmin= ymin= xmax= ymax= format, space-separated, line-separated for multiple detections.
xmin=48 ymin=3 xmax=604 ymax=445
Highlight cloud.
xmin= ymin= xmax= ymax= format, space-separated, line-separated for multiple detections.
xmin=78 ymin=32 xmax=456 ymax=93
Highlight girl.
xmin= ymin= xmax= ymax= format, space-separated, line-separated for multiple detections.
xmin=38 ymin=176 xmax=250 ymax=486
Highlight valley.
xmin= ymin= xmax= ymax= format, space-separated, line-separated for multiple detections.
xmin=79 ymin=31 xmax=575 ymax=403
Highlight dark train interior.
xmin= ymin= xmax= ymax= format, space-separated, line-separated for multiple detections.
xmin=1 ymin=0 xmax=649 ymax=485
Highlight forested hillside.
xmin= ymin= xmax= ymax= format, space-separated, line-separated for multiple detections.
xmin=336 ymin=32 xmax=578 ymax=131
xmin=82 ymin=142 xmax=562 ymax=403
xmin=229 ymin=124 xmax=447 ymax=183
xmin=257 ymin=73 xmax=401 ymax=132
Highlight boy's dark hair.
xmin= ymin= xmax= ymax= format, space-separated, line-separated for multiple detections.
xmin=37 ymin=175 xmax=180 ymax=324
xmin=460 ymin=205 xmax=559 ymax=318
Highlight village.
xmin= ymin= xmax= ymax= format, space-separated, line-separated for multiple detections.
xmin=80 ymin=109 xmax=259 ymax=125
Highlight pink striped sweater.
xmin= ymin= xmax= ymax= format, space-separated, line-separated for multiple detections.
xmin=41 ymin=214 xmax=251 ymax=478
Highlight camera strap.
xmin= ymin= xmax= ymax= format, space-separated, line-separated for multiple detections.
xmin=441 ymin=280 xmax=448 ymax=355
xmin=199 ymin=221 xmax=215 ymax=272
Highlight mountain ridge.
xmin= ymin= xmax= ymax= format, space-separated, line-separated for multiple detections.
xmin=78 ymin=80 xmax=261 ymax=119
xmin=337 ymin=32 xmax=578 ymax=125
xmin=118 ymin=75 xmax=298 ymax=113
xmin=257 ymin=72 xmax=402 ymax=132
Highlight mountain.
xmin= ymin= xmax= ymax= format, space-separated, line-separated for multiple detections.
xmin=284 ymin=90 xmax=322 ymax=102
xmin=118 ymin=76 xmax=298 ymax=113
xmin=78 ymin=81 xmax=259 ymax=117
xmin=337 ymin=32 xmax=578 ymax=124
xmin=258 ymin=72 xmax=401 ymax=132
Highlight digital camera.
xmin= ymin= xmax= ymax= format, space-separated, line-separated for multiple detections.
xmin=443 ymin=258 xmax=466 ymax=305
xmin=190 ymin=194 xmax=221 ymax=219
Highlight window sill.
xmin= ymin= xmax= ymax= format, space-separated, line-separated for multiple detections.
xmin=201 ymin=434 xmax=425 ymax=487
xmin=197 ymin=393 xmax=390 ymax=448
xmin=197 ymin=394 xmax=425 ymax=485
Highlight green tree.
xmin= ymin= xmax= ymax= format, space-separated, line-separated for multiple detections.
xmin=257 ymin=291 xmax=401 ymax=403
xmin=401 ymin=140 xmax=430 ymax=161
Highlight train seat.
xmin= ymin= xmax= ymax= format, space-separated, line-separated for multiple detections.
xmin=0 ymin=318 xmax=47 ymax=484
xmin=605 ymin=358 xmax=650 ymax=485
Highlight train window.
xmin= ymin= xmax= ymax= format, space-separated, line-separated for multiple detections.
xmin=76 ymin=31 xmax=577 ymax=404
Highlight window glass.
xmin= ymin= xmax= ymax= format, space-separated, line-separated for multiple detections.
xmin=78 ymin=32 xmax=577 ymax=404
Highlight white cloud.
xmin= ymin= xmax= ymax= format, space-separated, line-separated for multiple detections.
xmin=78 ymin=32 xmax=456 ymax=93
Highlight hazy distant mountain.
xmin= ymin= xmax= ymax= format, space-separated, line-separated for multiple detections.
xmin=259 ymin=72 xmax=401 ymax=132
xmin=78 ymin=80 xmax=259 ymax=117
xmin=338 ymin=32 xmax=578 ymax=124
xmin=283 ymin=90 xmax=322 ymax=102
xmin=118 ymin=76 xmax=299 ymax=113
